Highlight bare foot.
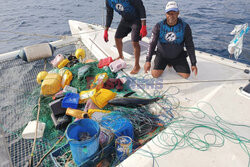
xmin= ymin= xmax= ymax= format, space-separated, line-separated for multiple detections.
xmin=115 ymin=55 xmax=124 ymax=60
xmin=130 ymin=66 xmax=140 ymax=74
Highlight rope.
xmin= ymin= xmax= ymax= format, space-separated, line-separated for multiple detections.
xmin=64 ymin=153 xmax=72 ymax=167
xmin=35 ymin=135 xmax=65 ymax=167
xmin=28 ymin=94 xmax=41 ymax=167
xmin=133 ymin=102 xmax=250 ymax=166
xmin=28 ymin=59 xmax=47 ymax=167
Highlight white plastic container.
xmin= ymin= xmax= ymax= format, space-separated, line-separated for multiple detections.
xmin=51 ymin=54 xmax=64 ymax=67
xmin=63 ymin=85 xmax=78 ymax=94
xmin=22 ymin=120 xmax=46 ymax=139
xmin=109 ymin=59 xmax=126 ymax=72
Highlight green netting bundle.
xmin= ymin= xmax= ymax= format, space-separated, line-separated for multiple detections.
xmin=30 ymin=62 xmax=123 ymax=143
xmin=67 ymin=62 xmax=117 ymax=92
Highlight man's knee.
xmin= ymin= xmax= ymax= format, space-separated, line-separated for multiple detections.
xmin=115 ymin=38 xmax=122 ymax=42
xmin=132 ymin=42 xmax=140 ymax=48
xmin=151 ymin=70 xmax=163 ymax=78
xmin=178 ymin=73 xmax=190 ymax=79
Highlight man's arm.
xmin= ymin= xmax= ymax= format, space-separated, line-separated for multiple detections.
xmin=146 ymin=23 xmax=160 ymax=62
xmin=184 ymin=24 xmax=197 ymax=66
xmin=105 ymin=0 xmax=114 ymax=29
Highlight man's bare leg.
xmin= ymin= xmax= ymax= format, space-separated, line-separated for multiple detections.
xmin=151 ymin=69 xmax=164 ymax=78
xmin=177 ymin=72 xmax=190 ymax=79
xmin=152 ymin=70 xmax=190 ymax=78
xmin=115 ymin=38 xmax=124 ymax=59
xmin=130 ymin=41 xmax=140 ymax=74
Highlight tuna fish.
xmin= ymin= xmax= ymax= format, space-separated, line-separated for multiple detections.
xmin=108 ymin=96 xmax=161 ymax=108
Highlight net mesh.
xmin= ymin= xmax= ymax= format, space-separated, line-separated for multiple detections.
xmin=1 ymin=40 xmax=250 ymax=167
xmin=0 ymin=43 xmax=90 ymax=166
xmin=0 ymin=41 xmax=173 ymax=167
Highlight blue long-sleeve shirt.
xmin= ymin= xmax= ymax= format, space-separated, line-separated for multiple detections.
xmin=105 ymin=0 xmax=146 ymax=28
xmin=146 ymin=18 xmax=197 ymax=66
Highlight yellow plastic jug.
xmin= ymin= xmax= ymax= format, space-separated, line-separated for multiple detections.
xmin=91 ymin=88 xmax=116 ymax=108
xmin=79 ymin=89 xmax=96 ymax=104
xmin=57 ymin=59 xmax=69 ymax=69
xmin=61 ymin=70 xmax=73 ymax=88
xmin=41 ymin=73 xmax=62 ymax=96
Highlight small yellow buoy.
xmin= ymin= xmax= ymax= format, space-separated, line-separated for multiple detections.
xmin=75 ymin=48 xmax=85 ymax=59
xmin=36 ymin=71 xmax=48 ymax=84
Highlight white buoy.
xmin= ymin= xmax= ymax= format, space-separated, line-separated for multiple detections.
xmin=19 ymin=43 xmax=55 ymax=62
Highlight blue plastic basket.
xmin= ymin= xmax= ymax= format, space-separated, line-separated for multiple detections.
xmin=61 ymin=92 xmax=79 ymax=109
xmin=66 ymin=119 xmax=100 ymax=166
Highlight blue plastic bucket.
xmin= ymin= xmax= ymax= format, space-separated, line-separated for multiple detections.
xmin=66 ymin=119 xmax=100 ymax=166
xmin=115 ymin=136 xmax=132 ymax=162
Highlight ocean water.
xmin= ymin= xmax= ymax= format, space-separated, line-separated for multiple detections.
xmin=0 ymin=0 xmax=250 ymax=64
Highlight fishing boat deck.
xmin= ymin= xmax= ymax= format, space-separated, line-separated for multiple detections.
xmin=0 ymin=20 xmax=249 ymax=167
xmin=69 ymin=20 xmax=250 ymax=167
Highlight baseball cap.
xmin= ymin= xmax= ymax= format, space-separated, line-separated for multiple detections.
xmin=165 ymin=1 xmax=179 ymax=13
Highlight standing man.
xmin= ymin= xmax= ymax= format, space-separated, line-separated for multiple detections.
xmin=144 ymin=1 xmax=198 ymax=78
xmin=104 ymin=0 xmax=147 ymax=74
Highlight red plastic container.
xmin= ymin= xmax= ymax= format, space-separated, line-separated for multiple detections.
xmin=98 ymin=57 xmax=113 ymax=68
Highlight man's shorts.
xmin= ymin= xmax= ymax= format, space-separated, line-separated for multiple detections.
xmin=153 ymin=55 xmax=191 ymax=74
xmin=115 ymin=19 xmax=141 ymax=42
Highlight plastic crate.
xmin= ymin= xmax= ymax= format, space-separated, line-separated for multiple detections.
xmin=61 ymin=93 xmax=80 ymax=109
xmin=50 ymin=140 xmax=115 ymax=167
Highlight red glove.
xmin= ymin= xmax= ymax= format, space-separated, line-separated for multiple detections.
xmin=104 ymin=30 xmax=108 ymax=42
xmin=140 ymin=25 xmax=147 ymax=38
